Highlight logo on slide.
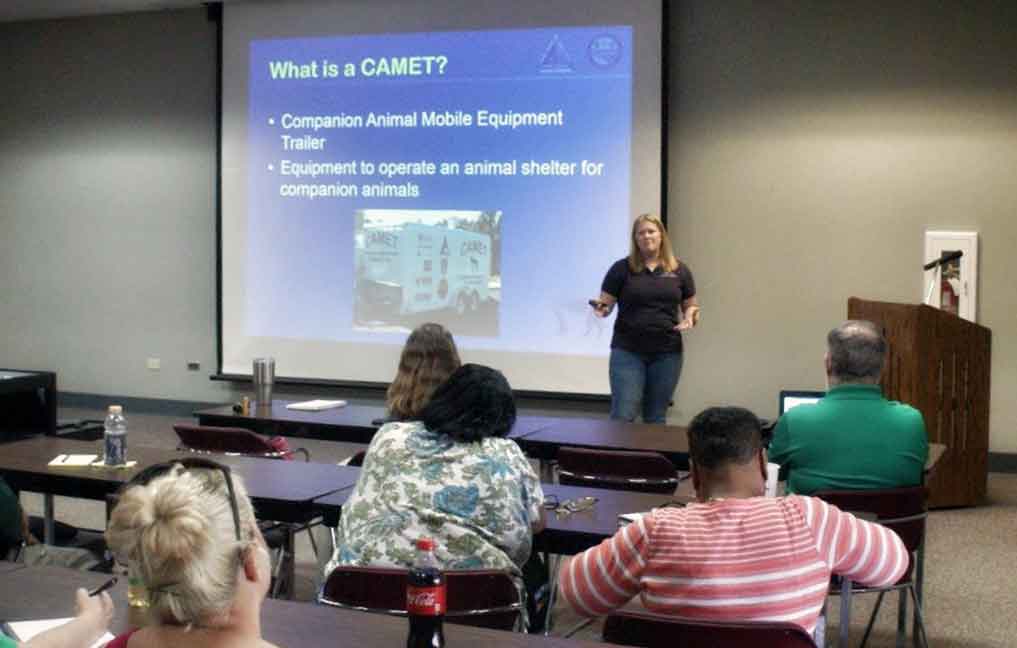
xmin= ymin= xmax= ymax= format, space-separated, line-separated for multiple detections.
xmin=588 ymin=34 xmax=622 ymax=68
xmin=539 ymin=35 xmax=574 ymax=74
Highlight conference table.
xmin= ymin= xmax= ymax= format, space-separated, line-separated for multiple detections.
xmin=194 ymin=400 xmax=691 ymax=467
xmin=0 ymin=435 xmax=687 ymax=558
xmin=518 ymin=419 xmax=689 ymax=467
xmin=195 ymin=400 xmax=564 ymax=441
xmin=0 ymin=565 xmax=605 ymax=648
xmin=314 ymin=476 xmax=695 ymax=556
xmin=0 ymin=437 xmax=360 ymax=543
xmin=195 ymin=401 xmax=390 ymax=443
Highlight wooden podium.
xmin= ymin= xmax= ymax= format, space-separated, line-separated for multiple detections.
xmin=847 ymin=298 xmax=991 ymax=507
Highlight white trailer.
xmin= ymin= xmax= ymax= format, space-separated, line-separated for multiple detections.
xmin=357 ymin=220 xmax=492 ymax=316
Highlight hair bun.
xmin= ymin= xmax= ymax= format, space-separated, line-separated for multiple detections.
xmin=137 ymin=473 xmax=211 ymax=564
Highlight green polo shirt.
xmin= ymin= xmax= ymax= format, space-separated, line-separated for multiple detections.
xmin=0 ymin=478 xmax=23 ymax=556
xmin=0 ymin=633 xmax=16 ymax=648
xmin=769 ymin=384 xmax=929 ymax=495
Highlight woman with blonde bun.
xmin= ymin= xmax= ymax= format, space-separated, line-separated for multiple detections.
xmin=104 ymin=459 xmax=278 ymax=648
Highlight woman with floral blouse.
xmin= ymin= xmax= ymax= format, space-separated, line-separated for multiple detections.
xmin=325 ymin=364 xmax=544 ymax=577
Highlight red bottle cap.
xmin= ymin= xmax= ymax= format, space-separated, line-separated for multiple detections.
xmin=416 ymin=537 xmax=435 ymax=551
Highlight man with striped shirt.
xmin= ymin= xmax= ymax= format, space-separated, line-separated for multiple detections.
xmin=558 ymin=406 xmax=908 ymax=637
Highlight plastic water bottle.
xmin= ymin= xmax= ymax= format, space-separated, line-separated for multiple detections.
xmin=103 ymin=405 xmax=127 ymax=466
xmin=127 ymin=560 xmax=149 ymax=608
xmin=406 ymin=537 xmax=445 ymax=648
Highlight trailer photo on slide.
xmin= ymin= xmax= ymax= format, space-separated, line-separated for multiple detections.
xmin=353 ymin=209 xmax=501 ymax=336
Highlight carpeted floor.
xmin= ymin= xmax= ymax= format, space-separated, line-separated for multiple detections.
xmin=17 ymin=407 xmax=1017 ymax=646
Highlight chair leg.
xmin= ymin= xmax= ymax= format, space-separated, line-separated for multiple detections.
xmin=561 ymin=618 xmax=595 ymax=639
xmin=896 ymin=587 xmax=909 ymax=648
xmin=269 ymin=544 xmax=287 ymax=598
xmin=838 ymin=577 xmax=852 ymax=648
xmin=543 ymin=554 xmax=561 ymax=636
xmin=913 ymin=546 xmax=926 ymax=648
xmin=306 ymin=522 xmax=320 ymax=561
xmin=859 ymin=590 xmax=887 ymax=648
xmin=269 ymin=528 xmax=296 ymax=599
xmin=908 ymin=586 xmax=930 ymax=648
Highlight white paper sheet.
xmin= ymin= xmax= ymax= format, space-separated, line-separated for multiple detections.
xmin=285 ymin=399 xmax=347 ymax=411
xmin=6 ymin=618 xmax=114 ymax=648
xmin=47 ymin=454 xmax=98 ymax=467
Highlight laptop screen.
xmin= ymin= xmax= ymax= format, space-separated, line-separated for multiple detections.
xmin=778 ymin=390 xmax=825 ymax=415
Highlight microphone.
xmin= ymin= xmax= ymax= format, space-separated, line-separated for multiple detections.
xmin=923 ymin=250 xmax=962 ymax=271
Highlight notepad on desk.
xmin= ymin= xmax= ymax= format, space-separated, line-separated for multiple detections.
xmin=3 ymin=618 xmax=114 ymax=648
xmin=285 ymin=399 xmax=348 ymax=411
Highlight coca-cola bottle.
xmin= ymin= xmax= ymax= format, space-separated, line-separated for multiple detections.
xmin=406 ymin=537 xmax=445 ymax=648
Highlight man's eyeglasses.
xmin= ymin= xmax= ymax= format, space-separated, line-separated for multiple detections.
xmin=544 ymin=495 xmax=599 ymax=517
xmin=121 ymin=457 xmax=243 ymax=542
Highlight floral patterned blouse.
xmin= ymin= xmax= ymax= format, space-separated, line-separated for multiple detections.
xmin=325 ymin=421 xmax=544 ymax=577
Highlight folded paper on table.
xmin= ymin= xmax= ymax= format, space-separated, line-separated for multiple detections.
xmin=4 ymin=618 xmax=114 ymax=648
xmin=285 ymin=399 xmax=348 ymax=411
xmin=618 ymin=512 xmax=645 ymax=526
xmin=90 ymin=460 xmax=138 ymax=469
xmin=48 ymin=454 xmax=98 ymax=467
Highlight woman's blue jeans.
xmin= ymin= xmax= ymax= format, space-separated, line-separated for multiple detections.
xmin=609 ymin=348 xmax=683 ymax=423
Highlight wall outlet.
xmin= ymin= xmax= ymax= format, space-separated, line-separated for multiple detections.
xmin=146 ymin=357 xmax=161 ymax=371
xmin=187 ymin=361 xmax=201 ymax=371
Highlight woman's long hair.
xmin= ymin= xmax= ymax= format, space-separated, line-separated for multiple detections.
xmin=386 ymin=323 xmax=461 ymax=420
xmin=627 ymin=213 xmax=679 ymax=273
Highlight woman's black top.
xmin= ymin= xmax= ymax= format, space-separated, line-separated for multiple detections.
xmin=601 ymin=257 xmax=696 ymax=354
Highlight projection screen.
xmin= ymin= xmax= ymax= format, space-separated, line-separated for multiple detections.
xmin=220 ymin=0 xmax=664 ymax=395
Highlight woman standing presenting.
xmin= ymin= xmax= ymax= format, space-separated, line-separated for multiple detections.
xmin=591 ymin=214 xmax=699 ymax=423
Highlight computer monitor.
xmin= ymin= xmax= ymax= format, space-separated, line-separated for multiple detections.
xmin=778 ymin=390 xmax=825 ymax=415
xmin=0 ymin=369 xmax=57 ymax=440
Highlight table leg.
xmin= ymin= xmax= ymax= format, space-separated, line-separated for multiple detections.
xmin=540 ymin=459 xmax=556 ymax=483
xmin=44 ymin=494 xmax=55 ymax=545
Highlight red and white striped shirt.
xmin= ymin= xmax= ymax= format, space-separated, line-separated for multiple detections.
xmin=559 ymin=495 xmax=908 ymax=635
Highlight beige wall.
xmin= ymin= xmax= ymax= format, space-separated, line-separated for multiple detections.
xmin=668 ymin=0 xmax=1017 ymax=452
xmin=3 ymin=4 xmax=1015 ymax=451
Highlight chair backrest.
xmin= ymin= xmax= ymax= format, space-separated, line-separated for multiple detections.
xmin=812 ymin=486 xmax=928 ymax=552
xmin=319 ymin=566 xmax=522 ymax=631
xmin=557 ymin=446 xmax=679 ymax=494
xmin=345 ymin=450 xmax=367 ymax=467
xmin=173 ymin=423 xmax=280 ymax=457
xmin=603 ymin=610 xmax=817 ymax=648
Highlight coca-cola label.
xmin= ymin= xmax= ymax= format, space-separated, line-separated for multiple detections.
xmin=407 ymin=585 xmax=446 ymax=615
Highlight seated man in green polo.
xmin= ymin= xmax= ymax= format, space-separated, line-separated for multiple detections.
xmin=1 ymin=477 xmax=98 ymax=569
xmin=769 ymin=319 xmax=929 ymax=493
xmin=1 ymin=477 xmax=26 ymax=559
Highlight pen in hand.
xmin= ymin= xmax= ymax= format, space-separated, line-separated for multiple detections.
xmin=88 ymin=577 xmax=118 ymax=597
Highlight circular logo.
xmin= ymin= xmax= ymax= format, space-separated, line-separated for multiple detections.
xmin=588 ymin=34 xmax=622 ymax=68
